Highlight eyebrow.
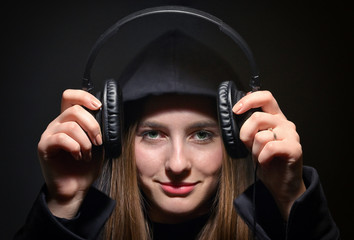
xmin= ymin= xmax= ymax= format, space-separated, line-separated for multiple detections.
xmin=188 ymin=120 xmax=219 ymax=129
xmin=138 ymin=120 xmax=219 ymax=130
xmin=138 ymin=121 xmax=166 ymax=129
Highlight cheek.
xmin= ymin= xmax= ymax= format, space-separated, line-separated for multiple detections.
xmin=135 ymin=140 xmax=163 ymax=178
xmin=193 ymin=143 xmax=224 ymax=176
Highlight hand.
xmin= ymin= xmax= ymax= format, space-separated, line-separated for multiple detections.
xmin=38 ymin=89 xmax=103 ymax=218
xmin=233 ymin=91 xmax=306 ymax=220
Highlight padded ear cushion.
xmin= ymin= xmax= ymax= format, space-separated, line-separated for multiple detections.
xmin=101 ymin=79 xmax=123 ymax=158
xmin=217 ymin=81 xmax=249 ymax=158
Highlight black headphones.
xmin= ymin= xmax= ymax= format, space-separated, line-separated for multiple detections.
xmin=82 ymin=6 xmax=261 ymax=159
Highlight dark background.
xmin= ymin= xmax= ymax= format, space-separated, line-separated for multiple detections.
xmin=2 ymin=1 xmax=352 ymax=239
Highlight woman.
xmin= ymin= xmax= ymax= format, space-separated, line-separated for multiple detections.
xmin=14 ymin=31 xmax=339 ymax=239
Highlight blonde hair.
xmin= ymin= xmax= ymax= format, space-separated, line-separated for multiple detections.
xmin=97 ymin=119 xmax=254 ymax=240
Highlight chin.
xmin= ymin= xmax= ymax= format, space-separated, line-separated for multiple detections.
xmin=162 ymin=197 xmax=198 ymax=213
xmin=150 ymin=194 xmax=210 ymax=223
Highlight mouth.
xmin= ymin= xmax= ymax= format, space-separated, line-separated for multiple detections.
xmin=158 ymin=181 xmax=199 ymax=197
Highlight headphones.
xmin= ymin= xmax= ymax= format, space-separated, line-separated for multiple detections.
xmin=82 ymin=6 xmax=261 ymax=159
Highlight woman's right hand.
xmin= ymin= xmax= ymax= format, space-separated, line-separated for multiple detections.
xmin=37 ymin=89 xmax=103 ymax=218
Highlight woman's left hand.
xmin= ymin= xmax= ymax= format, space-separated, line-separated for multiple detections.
xmin=233 ymin=90 xmax=306 ymax=220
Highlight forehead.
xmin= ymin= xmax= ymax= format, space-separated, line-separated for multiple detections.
xmin=140 ymin=94 xmax=217 ymax=121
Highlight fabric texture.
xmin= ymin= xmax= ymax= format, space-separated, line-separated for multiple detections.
xmin=234 ymin=166 xmax=340 ymax=240
xmin=14 ymin=186 xmax=115 ymax=240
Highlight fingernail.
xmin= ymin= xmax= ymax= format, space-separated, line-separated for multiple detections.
xmin=73 ymin=151 xmax=82 ymax=161
xmin=91 ymin=99 xmax=102 ymax=109
xmin=94 ymin=133 xmax=103 ymax=146
xmin=233 ymin=102 xmax=243 ymax=114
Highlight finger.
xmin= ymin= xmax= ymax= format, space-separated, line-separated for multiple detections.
xmin=240 ymin=111 xmax=281 ymax=148
xmin=61 ymin=89 xmax=102 ymax=113
xmin=50 ymin=121 xmax=93 ymax=160
xmin=38 ymin=132 xmax=82 ymax=161
xmin=233 ymin=90 xmax=284 ymax=116
xmin=258 ymin=139 xmax=302 ymax=165
xmin=252 ymin=129 xmax=279 ymax=160
xmin=57 ymin=105 xmax=102 ymax=146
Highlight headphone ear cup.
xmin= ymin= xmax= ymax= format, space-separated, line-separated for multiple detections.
xmin=100 ymin=79 xmax=123 ymax=158
xmin=217 ymin=81 xmax=249 ymax=158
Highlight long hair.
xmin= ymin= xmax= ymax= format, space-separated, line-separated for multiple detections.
xmin=97 ymin=117 xmax=254 ymax=240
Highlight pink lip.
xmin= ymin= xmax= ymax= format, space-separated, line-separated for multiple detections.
xmin=159 ymin=182 xmax=198 ymax=196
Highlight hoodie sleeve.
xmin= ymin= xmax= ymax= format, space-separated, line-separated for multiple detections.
xmin=234 ymin=166 xmax=340 ymax=240
xmin=13 ymin=185 xmax=115 ymax=240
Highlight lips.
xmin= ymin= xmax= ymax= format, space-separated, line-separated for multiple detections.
xmin=159 ymin=182 xmax=198 ymax=196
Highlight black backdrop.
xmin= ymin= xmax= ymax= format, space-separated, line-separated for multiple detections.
xmin=2 ymin=1 xmax=352 ymax=239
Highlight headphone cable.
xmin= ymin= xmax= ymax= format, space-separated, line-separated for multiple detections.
xmin=253 ymin=161 xmax=259 ymax=239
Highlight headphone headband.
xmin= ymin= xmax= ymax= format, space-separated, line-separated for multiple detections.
xmin=82 ymin=5 xmax=260 ymax=92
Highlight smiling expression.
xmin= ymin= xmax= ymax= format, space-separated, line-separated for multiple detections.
xmin=134 ymin=94 xmax=223 ymax=223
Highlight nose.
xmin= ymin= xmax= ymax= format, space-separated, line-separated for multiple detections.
xmin=165 ymin=139 xmax=191 ymax=175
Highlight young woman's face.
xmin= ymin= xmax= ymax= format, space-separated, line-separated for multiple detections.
xmin=135 ymin=94 xmax=223 ymax=223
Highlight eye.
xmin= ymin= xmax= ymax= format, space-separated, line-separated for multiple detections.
xmin=142 ymin=130 xmax=161 ymax=140
xmin=192 ymin=130 xmax=214 ymax=143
